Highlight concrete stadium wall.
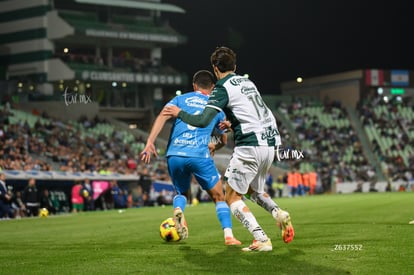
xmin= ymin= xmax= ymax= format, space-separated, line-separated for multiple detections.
xmin=319 ymin=81 xmax=360 ymax=108
xmin=335 ymin=181 xmax=410 ymax=193
xmin=19 ymin=101 xmax=100 ymax=120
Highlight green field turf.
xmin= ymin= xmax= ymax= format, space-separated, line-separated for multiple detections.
xmin=0 ymin=192 xmax=413 ymax=275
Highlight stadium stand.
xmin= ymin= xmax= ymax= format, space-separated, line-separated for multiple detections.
xmin=270 ymin=97 xmax=380 ymax=192
xmin=358 ymin=95 xmax=414 ymax=182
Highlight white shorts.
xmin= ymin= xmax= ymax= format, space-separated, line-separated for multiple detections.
xmin=224 ymin=146 xmax=275 ymax=194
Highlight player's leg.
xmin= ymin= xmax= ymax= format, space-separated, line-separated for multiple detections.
xmin=226 ymin=184 xmax=272 ymax=251
xmin=225 ymin=147 xmax=272 ymax=252
xmin=167 ymin=156 xmax=191 ymax=239
xmin=193 ymin=158 xmax=241 ymax=245
xmin=248 ymin=147 xmax=294 ymax=244
xmin=249 ymin=188 xmax=294 ymax=243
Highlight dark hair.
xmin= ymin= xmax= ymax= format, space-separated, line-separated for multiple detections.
xmin=210 ymin=46 xmax=236 ymax=73
xmin=192 ymin=70 xmax=215 ymax=89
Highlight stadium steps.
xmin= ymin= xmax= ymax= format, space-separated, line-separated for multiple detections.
xmin=272 ymin=108 xmax=298 ymax=143
xmin=345 ymin=105 xmax=386 ymax=181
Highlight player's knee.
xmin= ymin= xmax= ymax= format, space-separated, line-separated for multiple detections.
xmin=210 ymin=191 xmax=225 ymax=202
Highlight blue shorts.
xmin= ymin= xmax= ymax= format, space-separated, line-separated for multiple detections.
xmin=167 ymin=156 xmax=220 ymax=195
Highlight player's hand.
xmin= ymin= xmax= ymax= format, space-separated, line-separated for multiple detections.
xmin=162 ymin=105 xmax=181 ymax=117
xmin=219 ymin=120 xmax=232 ymax=131
xmin=140 ymin=142 xmax=158 ymax=164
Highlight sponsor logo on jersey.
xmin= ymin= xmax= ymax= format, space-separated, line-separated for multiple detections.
xmin=185 ymin=96 xmax=207 ymax=108
xmin=182 ymin=133 xmax=193 ymax=138
xmin=261 ymin=126 xmax=280 ymax=140
xmin=229 ymin=77 xmax=250 ymax=86
xmin=240 ymin=86 xmax=257 ymax=95
xmin=173 ymin=138 xmax=197 ymax=146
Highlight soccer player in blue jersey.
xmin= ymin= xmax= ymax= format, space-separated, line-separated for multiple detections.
xmin=164 ymin=47 xmax=295 ymax=252
xmin=141 ymin=70 xmax=241 ymax=245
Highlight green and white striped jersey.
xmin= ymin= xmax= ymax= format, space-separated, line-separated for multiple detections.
xmin=206 ymin=73 xmax=281 ymax=147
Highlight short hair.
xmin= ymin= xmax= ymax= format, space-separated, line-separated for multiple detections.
xmin=210 ymin=46 xmax=236 ymax=73
xmin=192 ymin=70 xmax=215 ymax=89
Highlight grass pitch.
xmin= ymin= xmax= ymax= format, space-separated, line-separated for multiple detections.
xmin=0 ymin=192 xmax=413 ymax=275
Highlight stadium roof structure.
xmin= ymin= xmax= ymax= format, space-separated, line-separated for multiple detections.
xmin=74 ymin=0 xmax=185 ymax=13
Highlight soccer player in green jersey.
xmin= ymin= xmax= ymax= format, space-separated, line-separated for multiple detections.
xmin=163 ymin=46 xmax=294 ymax=252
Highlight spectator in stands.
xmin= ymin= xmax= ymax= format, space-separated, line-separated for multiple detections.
xmin=22 ymin=178 xmax=40 ymax=217
xmin=0 ymin=172 xmax=13 ymax=219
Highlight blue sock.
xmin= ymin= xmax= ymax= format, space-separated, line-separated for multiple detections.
xmin=173 ymin=195 xmax=187 ymax=212
xmin=216 ymin=201 xmax=232 ymax=229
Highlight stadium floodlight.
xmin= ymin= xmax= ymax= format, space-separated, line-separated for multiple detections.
xmin=122 ymin=82 xmax=127 ymax=88
xmin=176 ymin=90 xmax=181 ymax=95
xmin=383 ymin=96 xmax=389 ymax=103
xmin=17 ymin=82 xmax=23 ymax=88
xmin=296 ymin=77 xmax=303 ymax=83
xmin=112 ymin=82 xmax=118 ymax=87
xmin=63 ymin=48 xmax=69 ymax=54
xmin=243 ymin=73 xmax=249 ymax=78
xmin=377 ymin=87 xmax=383 ymax=95
xmin=396 ymin=96 xmax=402 ymax=102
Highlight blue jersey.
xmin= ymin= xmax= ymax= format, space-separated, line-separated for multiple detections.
xmin=165 ymin=91 xmax=225 ymax=158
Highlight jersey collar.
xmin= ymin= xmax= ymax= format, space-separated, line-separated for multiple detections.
xmin=196 ymin=90 xmax=209 ymax=96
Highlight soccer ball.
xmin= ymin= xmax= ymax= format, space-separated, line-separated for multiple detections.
xmin=39 ymin=208 xmax=49 ymax=218
xmin=82 ymin=189 xmax=89 ymax=197
xmin=159 ymin=217 xmax=180 ymax=242
xmin=191 ymin=198 xmax=199 ymax=206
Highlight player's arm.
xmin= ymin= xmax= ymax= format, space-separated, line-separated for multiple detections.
xmin=141 ymin=108 xmax=173 ymax=163
xmin=163 ymin=86 xmax=227 ymax=127
xmin=179 ymin=107 xmax=218 ymax=127
xmin=214 ymin=132 xmax=228 ymax=152
xmin=209 ymin=131 xmax=228 ymax=156
xmin=163 ymin=106 xmax=218 ymax=127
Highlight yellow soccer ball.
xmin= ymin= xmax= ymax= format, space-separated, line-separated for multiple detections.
xmin=159 ymin=217 xmax=180 ymax=242
xmin=82 ymin=189 xmax=89 ymax=197
xmin=191 ymin=198 xmax=199 ymax=206
xmin=39 ymin=208 xmax=49 ymax=218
